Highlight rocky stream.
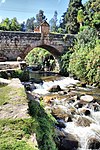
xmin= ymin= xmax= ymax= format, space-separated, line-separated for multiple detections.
xmin=24 ymin=71 xmax=100 ymax=150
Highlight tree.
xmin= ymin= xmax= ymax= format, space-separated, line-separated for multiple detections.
xmin=77 ymin=9 xmax=84 ymax=27
xmin=26 ymin=17 xmax=35 ymax=31
xmin=49 ymin=11 xmax=58 ymax=32
xmin=84 ymin=0 xmax=100 ymax=32
xmin=20 ymin=21 xmax=26 ymax=31
xmin=59 ymin=12 xmax=66 ymax=29
xmin=35 ymin=10 xmax=46 ymax=26
xmin=10 ymin=17 xmax=21 ymax=31
xmin=0 ymin=18 xmax=10 ymax=30
xmin=65 ymin=0 xmax=83 ymax=34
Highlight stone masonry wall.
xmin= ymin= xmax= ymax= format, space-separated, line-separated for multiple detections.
xmin=0 ymin=31 xmax=75 ymax=61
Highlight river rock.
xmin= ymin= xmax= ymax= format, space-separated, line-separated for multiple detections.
xmin=74 ymin=115 xmax=95 ymax=127
xmin=56 ymin=119 xmax=66 ymax=128
xmin=80 ymin=95 xmax=93 ymax=103
xmin=78 ymin=108 xmax=91 ymax=116
xmin=88 ymin=138 xmax=100 ymax=149
xmin=48 ymin=85 xmax=62 ymax=92
xmin=56 ymin=129 xmax=79 ymax=150
xmin=52 ymin=105 xmax=69 ymax=120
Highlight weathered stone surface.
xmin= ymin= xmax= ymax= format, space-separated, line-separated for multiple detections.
xmin=88 ymin=138 xmax=100 ymax=149
xmin=0 ymin=31 xmax=75 ymax=60
xmin=0 ymin=78 xmax=30 ymax=119
xmin=0 ymin=78 xmax=11 ymax=85
xmin=52 ymin=105 xmax=70 ymax=119
xmin=74 ymin=115 xmax=95 ymax=127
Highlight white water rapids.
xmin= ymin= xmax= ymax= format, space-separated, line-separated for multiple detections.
xmin=30 ymin=76 xmax=100 ymax=150
xmin=33 ymin=77 xmax=79 ymax=95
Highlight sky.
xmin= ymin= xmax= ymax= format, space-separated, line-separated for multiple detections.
xmin=0 ymin=0 xmax=88 ymax=23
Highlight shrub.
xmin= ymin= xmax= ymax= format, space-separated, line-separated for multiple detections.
xmin=69 ymin=28 xmax=100 ymax=85
xmin=10 ymin=70 xmax=29 ymax=82
xmin=0 ymin=71 xmax=8 ymax=79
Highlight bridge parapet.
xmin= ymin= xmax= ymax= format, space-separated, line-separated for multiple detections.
xmin=0 ymin=31 xmax=75 ymax=60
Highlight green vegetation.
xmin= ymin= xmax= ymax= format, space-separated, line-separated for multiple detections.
xmin=0 ymin=70 xmax=29 ymax=82
xmin=25 ymin=47 xmax=56 ymax=71
xmin=0 ymin=119 xmax=38 ymax=150
xmin=0 ymin=86 xmax=11 ymax=105
xmin=60 ymin=0 xmax=83 ymax=34
xmin=10 ymin=70 xmax=29 ymax=82
xmin=0 ymin=82 xmax=57 ymax=150
xmin=0 ymin=101 xmax=57 ymax=150
xmin=0 ymin=111 xmax=57 ymax=150
xmin=59 ymin=0 xmax=100 ymax=86
xmin=25 ymin=47 xmax=50 ymax=66
xmin=28 ymin=100 xmax=57 ymax=150
xmin=77 ymin=9 xmax=84 ymax=28
xmin=63 ymin=27 xmax=100 ymax=86
xmin=0 ymin=84 xmax=27 ymax=106
xmin=0 ymin=17 xmax=21 ymax=31
xmin=60 ymin=51 xmax=72 ymax=76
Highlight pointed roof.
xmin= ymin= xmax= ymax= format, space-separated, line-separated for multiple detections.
xmin=40 ymin=20 xmax=50 ymax=27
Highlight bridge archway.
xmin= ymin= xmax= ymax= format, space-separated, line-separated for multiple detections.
xmin=22 ymin=44 xmax=61 ymax=58
xmin=23 ymin=44 xmax=61 ymax=72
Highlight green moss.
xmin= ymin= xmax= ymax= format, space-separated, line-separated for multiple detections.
xmin=28 ymin=100 xmax=57 ymax=150
xmin=0 ymin=104 xmax=57 ymax=150
xmin=0 ymin=119 xmax=38 ymax=150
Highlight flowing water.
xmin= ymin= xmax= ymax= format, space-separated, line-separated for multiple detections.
xmin=28 ymin=71 xmax=100 ymax=150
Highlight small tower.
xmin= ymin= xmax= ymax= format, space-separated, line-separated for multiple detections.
xmin=40 ymin=20 xmax=50 ymax=35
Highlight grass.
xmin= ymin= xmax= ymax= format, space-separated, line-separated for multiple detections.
xmin=0 ymin=83 xmax=58 ymax=150
xmin=0 ymin=85 xmax=11 ymax=106
xmin=0 ymin=100 xmax=57 ymax=150
xmin=0 ymin=85 xmax=27 ymax=106
xmin=0 ymin=118 xmax=39 ymax=150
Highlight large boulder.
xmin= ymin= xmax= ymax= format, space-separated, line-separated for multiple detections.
xmin=74 ymin=115 xmax=95 ymax=127
xmin=56 ymin=129 xmax=79 ymax=150
xmin=52 ymin=105 xmax=70 ymax=120
xmin=48 ymin=85 xmax=62 ymax=92
xmin=80 ymin=95 xmax=93 ymax=103
xmin=88 ymin=138 xmax=100 ymax=149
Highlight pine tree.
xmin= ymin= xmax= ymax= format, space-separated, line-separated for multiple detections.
xmin=65 ymin=0 xmax=83 ymax=34
xmin=49 ymin=11 xmax=58 ymax=32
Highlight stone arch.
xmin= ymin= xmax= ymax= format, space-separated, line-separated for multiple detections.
xmin=21 ymin=44 xmax=61 ymax=72
xmin=22 ymin=44 xmax=61 ymax=58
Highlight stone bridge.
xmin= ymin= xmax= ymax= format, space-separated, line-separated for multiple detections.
xmin=0 ymin=31 xmax=75 ymax=61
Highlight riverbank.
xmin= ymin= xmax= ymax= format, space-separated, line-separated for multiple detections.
xmin=0 ymin=74 xmax=100 ymax=150
xmin=26 ymin=74 xmax=100 ymax=150
xmin=0 ymin=78 xmax=57 ymax=150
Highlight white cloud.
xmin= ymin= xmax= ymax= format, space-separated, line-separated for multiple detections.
xmin=1 ymin=0 xmax=6 ymax=3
